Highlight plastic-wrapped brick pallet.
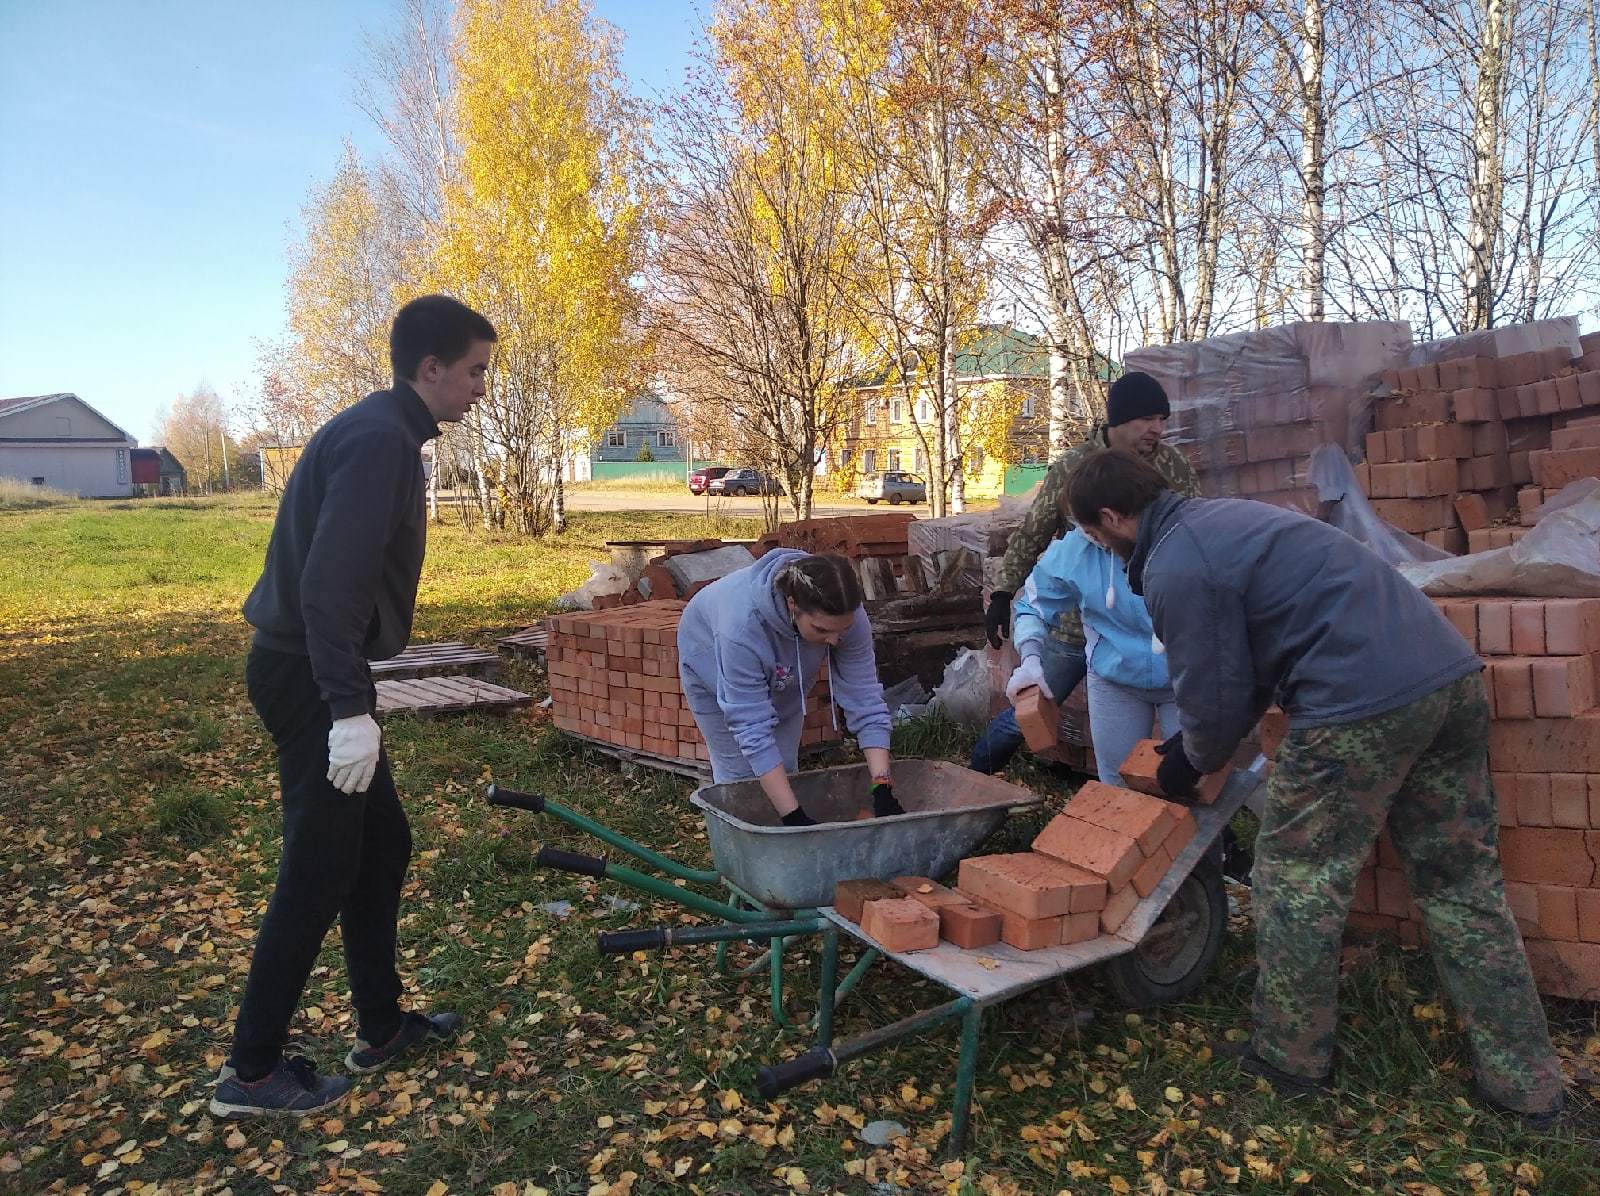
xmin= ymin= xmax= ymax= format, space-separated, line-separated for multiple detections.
xmin=1123 ymin=320 xmax=1412 ymax=516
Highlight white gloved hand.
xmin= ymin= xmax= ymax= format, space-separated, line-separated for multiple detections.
xmin=1005 ymin=654 xmax=1053 ymax=703
xmin=327 ymin=714 xmax=382 ymax=795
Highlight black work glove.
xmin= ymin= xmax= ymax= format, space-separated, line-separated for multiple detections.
xmin=1154 ymin=732 xmax=1203 ymax=803
xmin=984 ymin=590 xmax=1013 ymax=649
xmin=871 ymin=781 xmax=905 ymax=818
xmin=781 ymin=807 xmax=817 ymax=827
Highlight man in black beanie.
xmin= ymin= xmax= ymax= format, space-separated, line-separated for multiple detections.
xmin=971 ymin=370 xmax=1199 ymax=775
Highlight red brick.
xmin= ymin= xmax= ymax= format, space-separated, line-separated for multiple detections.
xmin=1099 ymin=882 xmax=1142 ymax=935
xmin=1547 ymin=422 xmax=1600 ymax=451
xmin=1163 ymin=808 xmax=1198 ymax=859
xmin=1550 ymin=774 xmax=1589 ymax=829
xmin=1580 ymin=370 xmax=1600 ymax=409
xmin=1537 ymin=886 xmax=1581 ymax=942
xmin=1130 ymin=843 xmax=1175 ymax=897
xmin=994 ymin=908 xmax=1064 ymax=951
xmin=1374 ymin=867 xmax=1413 ymax=918
xmin=1484 ymin=655 xmax=1536 ymax=719
xmin=1530 ymin=446 xmax=1600 ymax=488
xmin=1059 ymin=910 xmax=1100 ymax=946
xmin=1258 ymin=708 xmax=1289 ymax=758
xmin=1194 ymin=761 xmax=1234 ymax=806
xmin=1477 ymin=601 xmax=1512 ymax=654
xmin=1013 ymin=686 xmax=1058 ymax=751
xmin=1370 ymin=496 xmax=1454 ymax=534
xmin=1118 ymin=740 xmax=1164 ymax=795
xmin=1364 ymin=430 xmax=1389 ymax=463
xmin=1505 ymin=880 xmax=1540 ymax=933
xmin=1497 ymin=826 xmax=1599 ymax=887
xmin=1452 ymin=493 xmax=1490 ymax=532
xmin=1490 ymin=714 xmax=1600 ymax=773
xmin=1525 ymin=940 xmax=1600 ymax=1000
xmin=1517 ymin=773 xmax=1553 ymax=826
xmin=1578 ymin=889 xmax=1600 ymax=943
xmin=890 ymin=876 xmax=968 ymax=909
xmin=1029 ymin=817 xmax=1143 ymax=892
xmin=957 ymin=852 xmax=1106 ymax=919
xmin=1351 ymin=866 xmax=1377 ymax=913
xmin=1435 ymin=600 xmax=1478 ymax=647
xmin=1544 ymin=599 xmax=1600 ymax=654
xmin=1062 ymin=781 xmax=1178 ymax=855
xmin=939 ymin=902 xmax=1001 ymax=949
xmin=1452 ymin=387 xmax=1495 ymax=422
xmin=1556 ymin=374 xmax=1583 ymax=411
xmin=1509 ymin=602 xmax=1546 ymax=655
xmin=1531 ymin=654 xmax=1598 ymax=717
xmin=1377 ymin=830 xmax=1401 ymax=869
xmin=833 ymin=878 xmax=902 ymax=923
xmin=860 ymin=896 xmax=940 ymax=952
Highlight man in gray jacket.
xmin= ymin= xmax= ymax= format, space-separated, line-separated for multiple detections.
xmin=1065 ymin=448 xmax=1564 ymax=1126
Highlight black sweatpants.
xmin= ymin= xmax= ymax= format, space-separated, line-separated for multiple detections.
xmin=229 ymin=646 xmax=412 ymax=1078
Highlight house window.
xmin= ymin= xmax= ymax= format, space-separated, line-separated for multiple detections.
xmin=840 ymin=448 xmax=852 ymax=468
xmin=889 ymin=399 xmax=903 ymax=423
xmin=917 ymin=398 xmax=931 ymax=423
xmin=607 ymin=430 xmax=626 ymax=448
xmin=31 ymin=477 xmax=45 ymax=486
xmin=865 ymin=401 xmax=877 ymax=426
xmin=969 ymin=446 xmax=985 ymax=472
xmin=914 ymin=447 xmax=926 ymax=473
xmin=1022 ymin=395 xmax=1036 ymax=418
xmin=863 ymin=449 xmax=877 ymax=473
xmin=656 ymin=429 xmax=675 ymax=449
xmin=887 ymin=448 xmax=902 ymax=471
xmin=116 ymin=449 xmax=128 ymax=484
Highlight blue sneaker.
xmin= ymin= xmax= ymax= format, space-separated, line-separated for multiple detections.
xmin=209 ymin=1055 xmax=352 ymax=1118
xmin=345 ymin=1010 xmax=462 ymax=1074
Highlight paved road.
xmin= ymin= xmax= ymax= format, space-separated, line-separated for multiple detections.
xmin=560 ymin=488 xmax=930 ymax=518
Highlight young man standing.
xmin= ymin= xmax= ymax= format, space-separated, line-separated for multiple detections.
xmin=1063 ymin=448 xmax=1564 ymax=1126
xmin=211 ymin=295 xmax=497 ymax=1118
xmin=971 ymin=371 xmax=1198 ymax=774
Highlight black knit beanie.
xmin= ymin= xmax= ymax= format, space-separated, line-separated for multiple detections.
xmin=1105 ymin=371 xmax=1170 ymax=427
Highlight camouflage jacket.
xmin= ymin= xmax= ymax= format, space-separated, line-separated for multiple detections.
xmin=996 ymin=425 xmax=1200 ymax=647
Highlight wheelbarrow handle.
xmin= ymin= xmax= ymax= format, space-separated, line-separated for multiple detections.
xmin=757 ymin=1047 xmax=836 ymax=1099
xmin=536 ymin=846 xmax=607 ymax=877
xmin=597 ymin=928 xmax=669 ymax=954
xmin=486 ymin=785 xmax=545 ymax=813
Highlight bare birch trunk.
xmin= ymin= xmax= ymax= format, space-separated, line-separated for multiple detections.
xmin=1298 ymin=0 xmax=1328 ymax=319
xmin=1464 ymin=0 xmax=1514 ymax=329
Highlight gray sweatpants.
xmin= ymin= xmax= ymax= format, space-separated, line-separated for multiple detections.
xmin=688 ymin=702 xmax=804 ymax=784
xmin=1087 ymin=671 xmax=1180 ymax=787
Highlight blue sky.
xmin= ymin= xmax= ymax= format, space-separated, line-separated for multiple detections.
xmin=0 ymin=1 xmax=699 ymax=443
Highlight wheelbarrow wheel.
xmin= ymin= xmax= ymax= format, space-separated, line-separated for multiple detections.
xmin=1102 ymin=855 xmax=1226 ymax=1010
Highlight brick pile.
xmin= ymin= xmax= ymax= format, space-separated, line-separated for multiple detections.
xmin=589 ymin=540 xmax=755 ymax=609
xmin=1353 ymin=332 xmax=1600 ymax=553
xmin=545 ymin=602 xmax=840 ymax=766
xmin=1343 ymin=595 xmax=1600 ymax=1000
xmin=833 ymin=768 xmax=1198 ymax=954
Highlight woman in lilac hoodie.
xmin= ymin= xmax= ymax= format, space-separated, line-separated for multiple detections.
xmin=677 ymin=550 xmax=897 ymax=825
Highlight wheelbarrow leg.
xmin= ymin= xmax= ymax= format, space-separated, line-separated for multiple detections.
xmin=947 ymin=1002 xmax=984 ymax=1159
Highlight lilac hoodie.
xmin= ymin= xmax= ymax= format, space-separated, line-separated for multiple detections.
xmin=677 ymin=549 xmax=892 ymax=774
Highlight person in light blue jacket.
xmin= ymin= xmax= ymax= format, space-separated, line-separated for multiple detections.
xmin=678 ymin=549 xmax=898 ymax=825
xmin=1005 ymin=528 xmax=1179 ymax=786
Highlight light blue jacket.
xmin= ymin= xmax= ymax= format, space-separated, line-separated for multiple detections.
xmin=677 ymin=548 xmax=892 ymax=775
xmin=1013 ymin=530 xmax=1170 ymax=692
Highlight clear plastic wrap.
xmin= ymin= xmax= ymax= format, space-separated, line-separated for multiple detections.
xmin=1399 ymin=479 xmax=1600 ymax=597
xmin=1406 ymin=316 xmax=1581 ymax=365
xmin=1307 ymin=445 xmax=1451 ymax=565
xmin=1125 ymin=320 xmax=1412 ymax=516
xmin=906 ymin=496 xmax=1032 ymax=593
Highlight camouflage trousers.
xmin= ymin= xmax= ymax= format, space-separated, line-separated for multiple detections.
xmin=1252 ymin=671 xmax=1564 ymax=1113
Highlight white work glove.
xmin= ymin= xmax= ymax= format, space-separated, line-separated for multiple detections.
xmin=327 ymin=714 xmax=382 ymax=795
xmin=1005 ymin=654 xmax=1053 ymax=703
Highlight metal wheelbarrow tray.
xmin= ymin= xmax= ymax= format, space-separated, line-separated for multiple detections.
xmin=689 ymin=760 xmax=1042 ymax=910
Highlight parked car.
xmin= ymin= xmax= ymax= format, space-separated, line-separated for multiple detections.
xmin=708 ymin=467 xmax=786 ymax=497
xmin=858 ymin=470 xmax=927 ymax=505
xmin=688 ymin=465 xmax=732 ymax=495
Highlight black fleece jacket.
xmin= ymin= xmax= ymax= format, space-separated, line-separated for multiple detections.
xmin=242 ymin=383 xmax=438 ymax=719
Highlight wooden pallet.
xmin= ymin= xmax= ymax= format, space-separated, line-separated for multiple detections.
xmin=497 ymin=625 xmax=549 ymax=659
xmin=371 ymin=641 xmax=500 ymax=680
xmin=562 ymin=729 xmax=710 ymax=780
xmin=375 ymin=674 xmax=531 ymax=718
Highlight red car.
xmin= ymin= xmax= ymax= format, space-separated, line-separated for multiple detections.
xmin=688 ymin=465 xmax=732 ymax=495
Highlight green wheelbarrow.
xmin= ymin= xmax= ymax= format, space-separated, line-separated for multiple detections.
xmin=487 ymin=758 xmax=1261 ymax=1156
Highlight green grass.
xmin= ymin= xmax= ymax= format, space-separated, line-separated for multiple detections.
xmin=0 ymin=492 xmax=1595 ymax=1196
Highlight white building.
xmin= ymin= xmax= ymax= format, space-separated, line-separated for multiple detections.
xmin=0 ymin=393 xmax=137 ymax=497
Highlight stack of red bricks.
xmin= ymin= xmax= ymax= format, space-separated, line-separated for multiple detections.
xmin=1346 ymin=595 xmax=1600 ymax=1000
xmin=1353 ymin=332 xmax=1600 ymax=553
xmin=767 ymin=513 xmax=915 ymax=559
xmin=545 ymin=602 xmax=840 ymax=766
xmin=833 ymin=754 xmax=1211 ymax=954
xmin=590 ymin=540 xmax=752 ymax=609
